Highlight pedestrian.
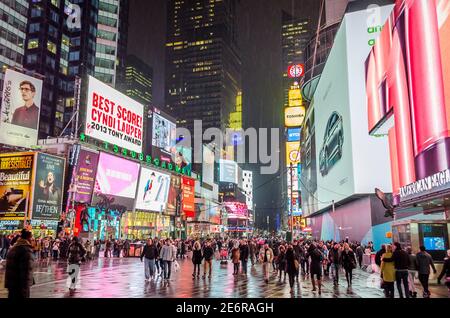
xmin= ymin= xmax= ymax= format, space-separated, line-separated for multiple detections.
xmin=249 ymin=240 xmax=256 ymax=266
xmin=1 ymin=234 xmax=11 ymax=259
xmin=381 ymin=244 xmax=395 ymax=298
xmin=356 ymin=244 xmax=364 ymax=268
xmin=259 ymin=243 xmax=274 ymax=284
xmin=330 ymin=243 xmax=341 ymax=286
xmin=202 ymin=241 xmax=214 ymax=279
xmin=340 ymin=243 xmax=356 ymax=287
xmin=437 ymin=249 xmax=450 ymax=297
xmin=157 ymin=239 xmax=164 ymax=276
xmin=192 ymin=241 xmax=202 ymax=278
xmin=391 ymin=242 xmax=410 ymax=298
xmin=67 ymin=236 xmax=86 ymax=291
xmin=239 ymin=240 xmax=249 ymax=275
xmin=104 ymin=239 xmax=112 ymax=258
xmin=375 ymin=244 xmax=386 ymax=270
xmin=285 ymin=244 xmax=298 ymax=294
xmin=416 ymin=245 xmax=437 ymax=298
xmin=140 ymin=239 xmax=159 ymax=281
xmin=4 ymin=229 xmax=35 ymax=299
xmin=52 ymin=239 xmax=60 ymax=260
xmin=231 ymin=244 xmax=240 ymax=275
xmin=308 ymin=243 xmax=323 ymax=295
xmin=123 ymin=239 xmax=130 ymax=257
xmin=406 ymin=247 xmax=418 ymax=298
xmin=277 ymin=245 xmax=287 ymax=283
xmin=160 ymin=239 xmax=175 ymax=281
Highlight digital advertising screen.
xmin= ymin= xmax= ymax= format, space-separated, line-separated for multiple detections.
xmin=223 ymin=201 xmax=248 ymax=219
xmin=92 ymin=152 xmax=140 ymax=210
xmin=284 ymin=106 xmax=305 ymax=127
xmin=31 ymin=153 xmax=65 ymax=221
xmin=68 ymin=147 xmax=99 ymax=204
xmin=182 ymin=176 xmax=195 ymax=218
xmin=150 ymin=108 xmax=177 ymax=163
xmin=173 ymin=145 xmax=192 ymax=173
xmin=0 ymin=69 xmax=42 ymax=149
xmin=85 ymin=76 xmax=144 ymax=153
xmin=166 ymin=175 xmax=181 ymax=216
xmin=0 ymin=152 xmax=34 ymax=220
xmin=202 ymin=145 xmax=215 ymax=187
xmin=135 ymin=167 xmax=171 ymax=213
xmin=219 ymin=159 xmax=238 ymax=184
xmin=287 ymin=128 xmax=301 ymax=142
xmin=423 ymin=237 xmax=446 ymax=251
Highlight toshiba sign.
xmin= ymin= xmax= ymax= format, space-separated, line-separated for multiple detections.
xmin=85 ymin=76 xmax=144 ymax=153
xmin=284 ymin=106 xmax=305 ymax=127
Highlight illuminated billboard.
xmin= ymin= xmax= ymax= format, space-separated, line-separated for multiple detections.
xmin=287 ymin=128 xmax=301 ymax=142
xmin=223 ymin=202 xmax=248 ymax=219
xmin=288 ymin=83 xmax=303 ymax=107
xmin=219 ymin=159 xmax=238 ymax=184
xmin=150 ymin=107 xmax=177 ymax=163
xmin=181 ymin=176 xmax=195 ymax=218
xmin=0 ymin=69 xmax=42 ymax=148
xmin=202 ymin=145 xmax=215 ymax=187
xmin=85 ymin=76 xmax=144 ymax=153
xmin=284 ymin=106 xmax=305 ymax=127
xmin=135 ymin=167 xmax=171 ymax=213
xmin=288 ymin=64 xmax=305 ymax=78
xmin=366 ymin=0 xmax=450 ymax=201
xmin=286 ymin=142 xmax=301 ymax=166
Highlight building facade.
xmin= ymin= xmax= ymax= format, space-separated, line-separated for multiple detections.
xmin=165 ymin=0 xmax=241 ymax=135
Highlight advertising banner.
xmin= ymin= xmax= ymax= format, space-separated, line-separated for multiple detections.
xmin=166 ymin=174 xmax=181 ymax=216
xmin=135 ymin=167 xmax=171 ymax=212
xmin=202 ymin=145 xmax=215 ymax=187
xmin=287 ymin=128 xmax=301 ymax=142
xmin=31 ymin=153 xmax=65 ymax=221
xmin=173 ymin=145 xmax=192 ymax=173
xmin=68 ymin=147 xmax=99 ymax=203
xmin=92 ymin=152 xmax=140 ymax=210
xmin=286 ymin=142 xmax=301 ymax=166
xmin=0 ymin=152 xmax=34 ymax=220
xmin=181 ymin=176 xmax=195 ymax=218
xmin=151 ymin=108 xmax=177 ymax=163
xmin=223 ymin=202 xmax=248 ymax=219
xmin=284 ymin=106 xmax=305 ymax=127
xmin=288 ymin=84 xmax=303 ymax=107
xmin=0 ymin=69 xmax=42 ymax=148
xmin=219 ymin=159 xmax=238 ymax=184
xmin=85 ymin=76 xmax=144 ymax=153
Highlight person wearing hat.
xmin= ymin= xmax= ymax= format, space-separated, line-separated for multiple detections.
xmin=4 ymin=229 xmax=35 ymax=298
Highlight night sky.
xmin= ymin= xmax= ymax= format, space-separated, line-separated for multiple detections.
xmin=128 ymin=0 xmax=320 ymax=231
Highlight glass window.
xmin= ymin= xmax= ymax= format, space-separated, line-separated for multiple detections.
xmin=48 ymin=25 xmax=58 ymax=38
xmin=50 ymin=10 xmax=59 ymax=23
xmin=51 ymin=0 xmax=60 ymax=7
xmin=60 ymin=65 xmax=68 ymax=75
xmin=29 ymin=23 xmax=40 ymax=33
xmin=69 ymin=51 xmax=80 ymax=61
xmin=31 ymin=8 xmax=43 ymax=18
xmin=26 ymin=54 xmax=38 ymax=64
xmin=47 ymin=41 xmax=57 ymax=54
xmin=70 ymin=37 xmax=81 ymax=47
xmin=28 ymin=39 xmax=39 ymax=49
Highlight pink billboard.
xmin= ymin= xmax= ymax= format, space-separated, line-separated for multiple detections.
xmin=92 ymin=152 xmax=140 ymax=210
xmin=224 ymin=202 xmax=248 ymax=219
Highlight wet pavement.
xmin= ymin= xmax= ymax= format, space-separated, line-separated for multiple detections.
xmin=0 ymin=257 xmax=448 ymax=298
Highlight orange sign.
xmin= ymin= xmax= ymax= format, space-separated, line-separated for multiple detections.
xmin=181 ymin=177 xmax=195 ymax=218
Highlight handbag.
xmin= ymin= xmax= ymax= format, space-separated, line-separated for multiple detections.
xmin=294 ymin=259 xmax=299 ymax=270
xmin=173 ymin=260 xmax=180 ymax=272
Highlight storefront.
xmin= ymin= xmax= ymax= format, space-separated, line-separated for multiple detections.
xmin=121 ymin=211 xmax=158 ymax=240
xmin=29 ymin=219 xmax=58 ymax=238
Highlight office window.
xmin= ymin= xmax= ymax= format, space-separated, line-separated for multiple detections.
xmin=31 ymin=8 xmax=43 ymax=18
xmin=50 ymin=10 xmax=59 ymax=23
xmin=69 ymin=51 xmax=80 ymax=61
xmin=47 ymin=41 xmax=57 ymax=54
xmin=48 ymin=25 xmax=58 ymax=38
xmin=51 ymin=0 xmax=60 ymax=7
xmin=27 ymin=54 xmax=38 ymax=64
xmin=60 ymin=65 xmax=68 ymax=75
xmin=28 ymin=39 xmax=39 ymax=49
xmin=29 ymin=23 xmax=40 ymax=33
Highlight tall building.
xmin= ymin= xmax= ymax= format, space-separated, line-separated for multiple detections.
xmin=22 ymin=0 xmax=128 ymax=139
xmin=281 ymin=11 xmax=310 ymax=108
xmin=0 ymin=0 xmax=28 ymax=87
xmin=119 ymin=55 xmax=153 ymax=106
xmin=95 ymin=0 xmax=129 ymax=86
xmin=165 ymin=0 xmax=241 ymax=135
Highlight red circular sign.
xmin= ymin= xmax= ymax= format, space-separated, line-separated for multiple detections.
xmin=288 ymin=64 xmax=305 ymax=78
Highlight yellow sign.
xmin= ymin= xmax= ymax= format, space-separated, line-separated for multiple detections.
xmin=289 ymin=87 xmax=303 ymax=107
xmin=284 ymin=106 xmax=305 ymax=127
xmin=286 ymin=142 xmax=301 ymax=166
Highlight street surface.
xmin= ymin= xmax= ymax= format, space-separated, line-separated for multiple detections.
xmin=0 ymin=256 xmax=447 ymax=298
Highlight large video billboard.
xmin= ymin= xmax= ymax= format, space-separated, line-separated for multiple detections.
xmin=219 ymin=159 xmax=238 ymax=184
xmin=182 ymin=176 xmax=195 ymax=218
xmin=67 ymin=146 xmax=99 ymax=204
xmin=202 ymin=145 xmax=215 ymax=187
xmin=149 ymin=107 xmax=177 ymax=163
xmin=366 ymin=0 xmax=450 ymax=202
xmin=0 ymin=69 xmax=42 ymax=148
xmin=85 ymin=76 xmax=144 ymax=153
xmin=0 ymin=153 xmax=34 ymax=220
xmin=310 ymin=0 xmax=393 ymax=212
xmin=92 ymin=152 xmax=140 ymax=210
xmin=135 ymin=167 xmax=171 ymax=212
xmin=31 ymin=153 xmax=65 ymax=221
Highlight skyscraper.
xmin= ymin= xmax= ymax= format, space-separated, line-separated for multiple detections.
xmin=0 ymin=0 xmax=28 ymax=87
xmin=165 ymin=0 xmax=241 ymax=135
xmin=119 ymin=54 xmax=153 ymax=106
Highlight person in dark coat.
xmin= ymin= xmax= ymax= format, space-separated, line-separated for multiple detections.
xmin=285 ymin=244 xmax=298 ymax=293
xmin=307 ymin=243 xmax=323 ymax=294
xmin=67 ymin=237 xmax=86 ymax=291
xmin=340 ymin=243 xmax=357 ymax=287
xmin=416 ymin=245 xmax=437 ymax=298
xmin=4 ymin=229 xmax=34 ymax=299
xmin=239 ymin=240 xmax=250 ymax=275
xmin=277 ymin=245 xmax=287 ymax=283
xmin=438 ymin=249 xmax=450 ymax=296
xmin=375 ymin=244 xmax=386 ymax=268
xmin=140 ymin=239 xmax=159 ymax=281
xmin=192 ymin=241 xmax=203 ymax=278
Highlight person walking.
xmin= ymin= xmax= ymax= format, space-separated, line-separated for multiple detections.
xmin=140 ymin=239 xmax=159 ymax=281
xmin=239 ymin=240 xmax=249 ymax=275
xmin=231 ymin=244 xmax=241 ymax=275
xmin=437 ymin=249 xmax=450 ymax=297
xmin=4 ymin=229 xmax=34 ymax=299
xmin=330 ymin=243 xmax=341 ymax=286
xmin=202 ymin=241 xmax=214 ymax=279
xmin=277 ymin=245 xmax=287 ymax=283
xmin=308 ymin=243 xmax=323 ymax=295
xmin=285 ymin=244 xmax=298 ymax=294
xmin=192 ymin=241 xmax=202 ymax=278
xmin=416 ymin=245 xmax=437 ymax=298
xmin=406 ymin=247 xmax=418 ymax=298
xmin=392 ymin=242 xmax=410 ymax=298
xmin=259 ymin=243 xmax=274 ymax=284
xmin=1 ymin=234 xmax=11 ymax=260
xmin=356 ymin=244 xmax=364 ymax=268
xmin=160 ymin=239 xmax=176 ymax=281
xmin=249 ymin=240 xmax=256 ymax=266
xmin=52 ymin=239 xmax=60 ymax=260
xmin=375 ymin=244 xmax=386 ymax=270
xmin=340 ymin=243 xmax=357 ymax=288
xmin=381 ymin=244 xmax=396 ymax=298
xmin=67 ymin=237 xmax=86 ymax=291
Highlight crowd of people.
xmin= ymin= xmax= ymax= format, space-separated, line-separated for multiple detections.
xmin=2 ymin=230 xmax=450 ymax=299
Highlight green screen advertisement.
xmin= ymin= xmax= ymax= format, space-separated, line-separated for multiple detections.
xmin=31 ymin=153 xmax=65 ymax=220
